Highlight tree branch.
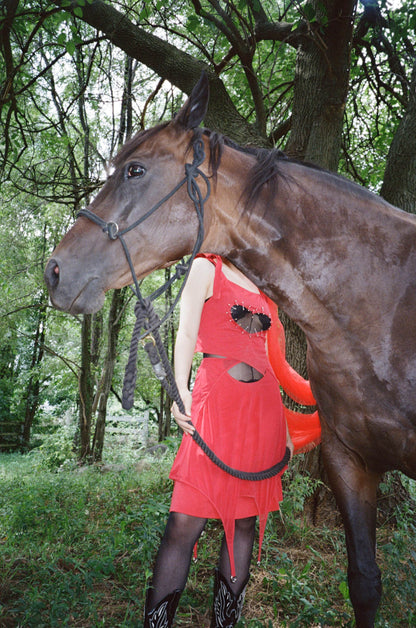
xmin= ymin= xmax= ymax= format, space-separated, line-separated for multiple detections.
xmin=191 ymin=0 xmax=268 ymax=134
xmin=52 ymin=0 xmax=264 ymax=144
xmin=248 ymin=0 xmax=305 ymax=48
xmin=17 ymin=329 xmax=80 ymax=377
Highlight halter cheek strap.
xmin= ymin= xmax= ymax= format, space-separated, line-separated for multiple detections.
xmin=77 ymin=138 xmax=209 ymax=315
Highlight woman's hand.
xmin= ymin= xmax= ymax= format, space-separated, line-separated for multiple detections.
xmin=171 ymin=390 xmax=195 ymax=435
xmin=286 ymin=425 xmax=294 ymax=461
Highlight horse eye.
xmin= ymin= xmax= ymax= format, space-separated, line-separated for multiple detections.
xmin=126 ymin=163 xmax=146 ymax=179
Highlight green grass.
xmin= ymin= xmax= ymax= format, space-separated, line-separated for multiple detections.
xmin=0 ymin=444 xmax=415 ymax=627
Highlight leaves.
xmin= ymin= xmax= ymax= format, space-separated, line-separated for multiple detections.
xmin=1 ymin=0 xmax=416 ymax=457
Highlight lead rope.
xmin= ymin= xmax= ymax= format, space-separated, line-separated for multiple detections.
xmin=119 ymin=138 xmax=290 ymax=479
xmin=78 ymin=136 xmax=289 ymax=479
xmin=122 ymin=295 xmax=290 ymax=481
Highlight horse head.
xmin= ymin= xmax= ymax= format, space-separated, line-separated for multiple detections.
xmin=44 ymin=73 xmax=212 ymax=314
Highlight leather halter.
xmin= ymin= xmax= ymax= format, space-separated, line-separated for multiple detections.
xmin=77 ymin=137 xmax=210 ymax=322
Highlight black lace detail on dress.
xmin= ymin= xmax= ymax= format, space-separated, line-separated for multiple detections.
xmin=224 ymin=303 xmax=271 ymax=382
xmin=230 ymin=304 xmax=271 ymax=333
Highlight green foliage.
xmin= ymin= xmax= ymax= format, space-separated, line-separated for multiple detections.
xmin=29 ymin=426 xmax=77 ymax=471
xmin=265 ymin=552 xmax=351 ymax=626
xmin=0 ymin=448 xmax=174 ymax=626
xmin=280 ymin=468 xmax=322 ymax=516
xmin=0 ymin=445 xmax=415 ymax=626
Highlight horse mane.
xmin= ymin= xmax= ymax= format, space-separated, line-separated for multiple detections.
xmin=112 ymin=121 xmax=327 ymax=212
xmin=190 ymin=127 xmax=292 ymax=211
xmin=195 ymin=129 xmax=362 ymax=211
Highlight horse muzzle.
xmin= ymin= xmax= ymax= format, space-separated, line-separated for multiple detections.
xmin=44 ymin=256 xmax=105 ymax=315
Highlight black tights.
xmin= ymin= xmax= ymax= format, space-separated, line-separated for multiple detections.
xmin=147 ymin=512 xmax=256 ymax=608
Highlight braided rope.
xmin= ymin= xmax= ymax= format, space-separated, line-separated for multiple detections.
xmin=123 ymin=297 xmax=290 ymax=481
xmin=122 ymin=299 xmax=152 ymax=410
xmin=79 ymin=137 xmax=289 ymax=479
xmin=192 ymin=436 xmax=290 ymax=481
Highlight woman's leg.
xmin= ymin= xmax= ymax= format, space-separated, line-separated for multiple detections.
xmin=147 ymin=511 xmax=208 ymax=608
xmin=211 ymin=516 xmax=256 ymax=628
xmin=218 ymin=515 xmax=256 ymax=591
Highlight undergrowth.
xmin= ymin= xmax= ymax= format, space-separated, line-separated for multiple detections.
xmin=0 ymin=438 xmax=415 ymax=627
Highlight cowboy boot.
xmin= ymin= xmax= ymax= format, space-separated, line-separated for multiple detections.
xmin=144 ymin=588 xmax=182 ymax=627
xmin=210 ymin=568 xmax=250 ymax=628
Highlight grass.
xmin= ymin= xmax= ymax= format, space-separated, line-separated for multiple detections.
xmin=0 ymin=437 xmax=415 ymax=627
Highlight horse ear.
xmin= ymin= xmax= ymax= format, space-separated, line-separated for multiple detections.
xmin=174 ymin=71 xmax=209 ymax=130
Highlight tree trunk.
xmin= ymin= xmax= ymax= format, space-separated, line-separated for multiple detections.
xmin=286 ymin=0 xmax=356 ymax=170
xmin=380 ymin=58 xmax=416 ymax=214
xmin=22 ymin=298 xmax=47 ymax=447
xmin=22 ymin=228 xmax=49 ymax=447
xmin=157 ymin=268 xmax=176 ymax=441
xmin=158 ymin=387 xmax=166 ymax=441
xmin=78 ymin=314 xmax=94 ymax=461
xmin=91 ymin=288 xmax=127 ymax=462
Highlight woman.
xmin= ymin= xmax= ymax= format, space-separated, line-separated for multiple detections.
xmin=144 ymin=254 xmax=294 ymax=627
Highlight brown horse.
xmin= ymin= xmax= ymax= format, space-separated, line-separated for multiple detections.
xmin=45 ymin=73 xmax=416 ymax=628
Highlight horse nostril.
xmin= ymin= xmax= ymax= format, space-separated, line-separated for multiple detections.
xmin=45 ymin=258 xmax=60 ymax=290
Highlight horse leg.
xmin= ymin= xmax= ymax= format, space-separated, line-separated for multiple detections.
xmin=322 ymin=442 xmax=382 ymax=628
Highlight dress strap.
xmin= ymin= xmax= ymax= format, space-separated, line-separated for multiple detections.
xmin=196 ymin=253 xmax=223 ymax=299
xmin=196 ymin=252 xmax=222 ymax=268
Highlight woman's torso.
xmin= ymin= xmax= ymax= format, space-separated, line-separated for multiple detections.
xmin=195 ymin=255 xmax=272 ymax=377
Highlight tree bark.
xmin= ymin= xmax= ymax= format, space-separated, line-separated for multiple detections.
xmin=78 ymin=314 xmax=94 ymax=460
xmin=91 ymin=288 xmax=127 ymax=462
xmin=157 ymin=267 xmax=176 ymax=441
xmin=286 ymin=0 xmax=356 ymax=170
xmin=380 ymin=58 xmax=416 ymax=213
xmin=22 ymin=298 xmax=47 ymax=447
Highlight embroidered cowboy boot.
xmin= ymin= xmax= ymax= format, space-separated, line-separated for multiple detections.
xmin=144 ymin=588 xmax=182 ymax=627
xmin=210 ymin=568 xmax=250 ymax=628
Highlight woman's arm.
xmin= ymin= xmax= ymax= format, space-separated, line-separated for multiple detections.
xmin=171 ymin=257 xmax=214 ymax=434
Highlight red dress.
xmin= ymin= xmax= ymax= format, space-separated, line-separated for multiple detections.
xmin=169 ymin=255 xmax=287 ymax=578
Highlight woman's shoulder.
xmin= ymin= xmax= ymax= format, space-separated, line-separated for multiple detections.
xmin=186 ymin=256 xmax=216 ymax=294
xmin=188 ymin=255 xmax=219 ymax=301
xmin=192 ymin=255 xmax=218 ymax=272
xmin=195 ymin=253 xmax=221 ymax=266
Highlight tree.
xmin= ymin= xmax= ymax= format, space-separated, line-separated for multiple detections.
xmin=380 ymin=57 xmax=416 ymax=211
xmin=1 ymin=0 xmax=415 ymax=466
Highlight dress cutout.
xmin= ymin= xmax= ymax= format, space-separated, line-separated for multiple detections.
xmin=169 ymin=255 xmax=287 ymax=578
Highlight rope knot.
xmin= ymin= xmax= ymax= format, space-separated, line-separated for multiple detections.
xmin=185 ymin=162 xmax=199 ymax=180
xmin=176 ymin=261 xmax=189 ymax=277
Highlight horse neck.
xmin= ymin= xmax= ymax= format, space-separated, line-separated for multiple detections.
xmin=204 ymin=158 xmax=416 ymax=340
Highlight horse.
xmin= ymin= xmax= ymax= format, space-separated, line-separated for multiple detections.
xmin=44 ymin=72 xmax=416 ymax=628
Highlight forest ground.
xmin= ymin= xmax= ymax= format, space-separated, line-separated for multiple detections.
xmin=0 ymin=430 xmax=415 ymax=627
